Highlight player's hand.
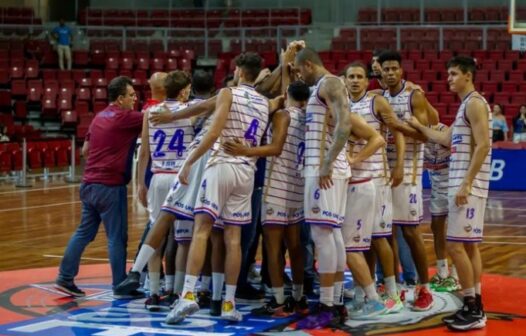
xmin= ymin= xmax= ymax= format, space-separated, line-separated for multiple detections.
xmin=346 ymin=154 xmax=355 ymax=166
xmin=178 ymin=161 xmax=192 ymax=185
xmin=318 ymin=160 xmax=334 ymax=189
xmin=407 ymin=116 xmax=423 ymax=130
xmin=455 ymin=182 xmax=471 ymax=207
xmin=138 ymin=184 xmax=148 ymax=208
xmin=223 ymin=138 xmax=248 ymax=156
xmin=149 ymin=111 xmax=173 ymax=126
xmin=390 ymin=164 xmax=404 ymax=187
xmin=270 ymin=95 xmax=285 ymax=113
xmin=254 ymin=68 xmax=271 ymax=86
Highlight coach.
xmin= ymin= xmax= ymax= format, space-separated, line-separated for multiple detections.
xmin=55 ymin=76 xmax=143 ymax=297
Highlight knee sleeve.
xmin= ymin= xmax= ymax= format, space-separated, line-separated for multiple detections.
xmin=333 ymin=229 xmax=346 ymax=273
xmin=311 ymin=225 xmax=337 ymax=274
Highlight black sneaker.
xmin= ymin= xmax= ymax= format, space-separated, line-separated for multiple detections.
xmin=405 ymin=278 xmax=417 ymax=287
xmin=475 ymin=294 xmax=487 ymax=322
xmin=303 ymin=278 xmax=315 ymax=296
xmin=197 ymin=290 xmax=211 ymax=309
xmin=251 ymin=297 xmax=290 ymax=317
xmin=292 ymin=295 xmax=310 ymax=315
xmin=210 ymin=299 xmax=222 ymax=316
xmin=163 ymin=292 xmax=179 ymax=308
xmin=113 ymin=289 xmax=145 ymax=300
xmin=145 ymin=294 xmax=162 ymax=312
xmin=235 ymin=284 xmax=265 ymax=301
xmin=446 ymin=306 xmax=486 ymax=331
xmin=334 ymin=304 xmax=348 ymax=324
xmin=54 ymin=280 xmax=86 ymax=297
xmin=114 ymin=271 xmax=141 ymax=296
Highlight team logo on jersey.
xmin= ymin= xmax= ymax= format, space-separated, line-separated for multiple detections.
xmin=353 ymin=235 xmax=361 ymax=243
xmin=312 ymin=206 xmax=320 ymax=214
xmin=452 ymin=134 xmax=463 ymax=145
xmin=380 ymin=221 xmax=386 ymax=228
xmin=410 ymin=209 xmax=417 ymax=217
xmin=266 ymin=207 xmax=274 ymax=215
xmin=464 ymin=225 xmax=473 ymax=232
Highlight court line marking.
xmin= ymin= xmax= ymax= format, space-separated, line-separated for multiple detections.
xmin=422 ymin=233 xmax=526 ymax=239
xmin=42 ymin=254 xmax=135 ymax=263
xmin=0 ymin=195 xmax=136 ymax=212
xmin=0 ymin=184 xmax=81 ymax=195
xmin=423 ymin=239 xmax=526 ymax=245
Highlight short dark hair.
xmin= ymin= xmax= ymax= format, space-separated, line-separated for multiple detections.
xmin=378 ymin=50 xmax=402 ymax=67
xmin=108 ymin=76 xmax=133 ymax=102
xmin=234 ymin=52 xmax=262 ymax=82
xmin=343 ymin=61 xmax=369 ymax=78
xmin=192 ymin=70 xmax=214 ymax=95
xmin=372 ymin=48 xmax=385 ymax=58
xmin=164 ymin=70 xmax=191 ymax=99
xmin=295 ymin=47 xmax=323 ymax=66
xmin=446 ymin=56 xmax=477 ymax=80
xmin=287 ymin=81 xmax=310 ymax=102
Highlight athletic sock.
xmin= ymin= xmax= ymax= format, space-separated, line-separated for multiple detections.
xmin=364 ymin=283 xmax=379 ymax=301
xmin=149 ymin=272 xmax=161 ymax=295
xmin=165 ymin=275 xmax=174 ymax=293
xmin=200 ymin=275 xmax=211 ymax=292
xmin=437 ymin=259 xmax=449 ymax=279
xmin=475 ymin=282 xmax=481 ymax=295
xmin=273 ymin=287 xmax=285 ymax=305
xmin=131 ymin=245 xmax=155 ymax=273
xmin=174 ymin=271 xmax=185 ymax=295
xmin=384 ymin=276 xmax=398 ymax=297
xmin=292 ymin=283 xmax=303 ymax=301
xmin=354 ymin=285 xmax=366 ymax=302
xmin=319 ymin=286 xmax=334 ymax=307
xmin=333 ymin=281 xmax=344 ymax=305
xmin=181 ymin=275 xmax=198 ymax=299
xmin=212 ymin=272 xmax=224 ymax=301
xmin=225 ymin=285 xmax=236 ymax=306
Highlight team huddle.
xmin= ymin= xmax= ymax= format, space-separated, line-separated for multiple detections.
xmin=93 ymin=41 xmax=492 ymax=332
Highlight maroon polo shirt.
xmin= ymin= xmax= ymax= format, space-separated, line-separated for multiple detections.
xmin=367 ymin=78 xmax=386 ymax=91
xmin=83 ymin=104 xmax=143 ymax=186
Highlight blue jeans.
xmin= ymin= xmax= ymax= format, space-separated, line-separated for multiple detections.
xmin=58 ymin=183 xmax=128 ymax=288
xmin=396 ymin=226 xmax=417 ymax=282
xmin=237 ymin=186 xmax=262 ymax=288
xmin=300 ymin=221 xmax=316 ymax=281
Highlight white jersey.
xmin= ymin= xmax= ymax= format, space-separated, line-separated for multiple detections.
xmin=384 ymin=81 xmax=424 ymax=184
xmin=349 ymin=93 xmax=384 ymax=181
xmin=264 ymin=106 xmax=305 ymax=208
xmin=424 ymin=123 xmax=450 ymax=198
xmin=304 ymin=75 xmax=351 ymax=178
xmin=449 ymin=91 xmax=493 ymax=198
xmin=207 ymin=84 xmax=269 ymax=169
xmin=148 ymin=100 xmax=194 ymax=173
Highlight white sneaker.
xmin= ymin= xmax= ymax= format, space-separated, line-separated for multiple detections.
xmin=247 ymin=264 xmax=262 ymax=284
xmin=221 ymin=301 xmax=243 ymax=322
xmin=343 ymin=288 xmax=354 ymax=299
xmin=165 ymin=295 xmax=199 ymax=324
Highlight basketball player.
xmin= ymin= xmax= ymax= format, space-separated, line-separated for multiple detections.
xmin=137 ymin=71 xmax=193 ymax=310
xmin=424 ymin=123 xmax=460 ymax=293
xmin=409 ymin=56 xmax=491 ymax=331
xmin=167 ymin=52 xmax=271 ymax=323
xmin=292 ymin=48 xmax=352 ymax=329
xmin=343 ymin=61 xmax=410 ymax=314
xmin=378 ymin=50 xmax=434 ymax=311
xmin=222 ymin=81 xmax=310 ymax=317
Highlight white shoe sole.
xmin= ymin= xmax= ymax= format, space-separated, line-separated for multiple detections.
xmin=447 ymin=319 xmax=486 ymax=331
xmin=165 ymin=302 xmax=199 ymax=324
xmin=221 ymin=313 xmax=243 ymax=322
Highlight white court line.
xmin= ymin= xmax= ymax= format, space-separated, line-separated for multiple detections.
xmin=486 ymin=207 xmax=526 ymax=211
xmin=1 ymin=195 xmax=135 ymax=212
xmin=0 ymin=184 xmax=81 ymax=195
xmin=42 ymin=254 xmax=134 ymax=263
xmin=486 ymin=223 xmax=526 ymax=228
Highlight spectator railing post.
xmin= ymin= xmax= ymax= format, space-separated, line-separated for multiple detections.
xmin=15 ymin=138 xmax=32 ymax=188
xmin=66 ymin=136 xmax=80 ymax=183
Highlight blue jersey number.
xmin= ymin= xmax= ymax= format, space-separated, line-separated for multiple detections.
xmin=152 ymin=129 xmax=186 ymax=158
xmin=244 ymin=119 xmax=259 ymax=147
xmin=296 ymin=141 xmax=305 ymax=168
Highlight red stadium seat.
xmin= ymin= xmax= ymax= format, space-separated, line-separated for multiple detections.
xmin=41 ymin=98 xmax=57 ymax=117
xmin=93 ymin=88 xmax=107 ymax=101
xmin=73 ymin=50 xmax=90 ymax=67
xmin=11 ymin=79 xmax=27 ymax=97
xmin=57 ymin=70 xmax=72 ymax=81
xmin=75 ymin=100 xmax=90 ymax=115
xmin=93 ymin=101 xmax=106 ymax=113
xmin=10 ymin=66 xmax=24 ymax=79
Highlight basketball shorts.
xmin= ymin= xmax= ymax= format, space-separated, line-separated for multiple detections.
xmin=447 ymin=195 xmax=486 ymax=243
xmin=304 ymin=177 xmax=348 ymax=228
xmin=174 ymin=220 xmax=193 ymax=243
xmin=194 ymin=163 xmax=254 ymax=226
xmin=147 ymin=173 xmax=178 ymax=223
xmin=392 ymin=183 xmax=423 ymax=225
xmin=261 ymin=202 xmax=304 ymax=226
xmin=342 ymin=180 xmax=375 ymax=252
xmin=161 ymin=151 xmax=210 ymax=220
xmin=372 ymin=179 xmax=393 ymax=237
xmin=428 ymin=168 xmax=449 ymax=217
